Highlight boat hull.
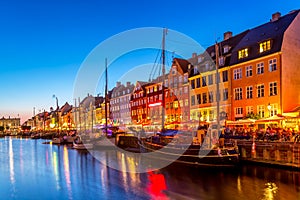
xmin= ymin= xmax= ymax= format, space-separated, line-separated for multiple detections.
xmin=141 ymin=140 xmax=239 ymax=168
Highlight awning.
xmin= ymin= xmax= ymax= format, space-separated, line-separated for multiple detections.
xmin=226 ymin=118 xmax=256 ymax=125
xmin=255 ymin=115 xmax=285 ymax=122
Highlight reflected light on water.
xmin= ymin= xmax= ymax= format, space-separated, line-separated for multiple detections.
xmin=52 ymin=151 xmax=60 ymax=190
xmin=63 ymin=146 xmax=72 ymax=198
xmin=9 ymin=138 xmax=15 ymax=184
xmin=237 ymin=175 xmax=242 ymax=193
xmin=262 ymin=182 xmax=278 ymax=200
xmin=147 ymin=171 xmax=168 ymax=200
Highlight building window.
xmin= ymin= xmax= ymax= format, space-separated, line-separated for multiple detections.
xmin=258 ymin=105 xmax=265 ymax=118
xmin=184 ymin=86 xmax=188 ymax=94
xmin=257 ymin=62 xmax=264 ymax=74
xmin=209 ymin=92 xmax=214 ymax=103
xmin=197 ymin=94 xmax=201 ymax=104
xmin=246 ymin=86 xmax=253 ymax=99
xmin=238 ymin=48 xmax=249 ymax=59
xmin=235 ymin=107 xmax=243 ymax=115
xmin=196 ymin=78 xmax=201 ymax=88
xmin=202 ymin=93 xmax=207 ymax=104
xmin=174 ymin=101 xmax=178 ymax=109
xmin=223 ymin=45 xmax=230 ymax=54
xmin=234 ymin=88 xmax=242 ymax=100
xmin=270 ymin=104 xmax=278 ymax=116
xmin=191 ymin=95 xmax=195 ymax=106
xmin=233 ymin=68 xmax=242 ymax=80
xmin=269 ymin=59 xmax=277 ymax=72
xmin=202 ymin=76 xmax=207 ymax=86
xmin=191 ymin=79 xmax=195 ymax=89
xmin=246 ymin=106 xmax=253 ymax=115
xmin=246 ymin=66 xmax=253 ymax=77
xmin=257 ymin=84 xmax=264 ymax=98
xmin=269 ymin=82 xmax=277 ymax=96
xmin=184 ymin=74 xmax=188 ymax=83
xmin=179 ymin=100 xmax=183 ymax=107
xmin=259 ymin=40 xmax=271 ymax=53
xmin=208 ymin=75 xmax=213 ymax=85
xmin=222 ymin=70 xmax=228 ymax=82
xmin=185 ymin=99 xmax=189 ymax=106
xmin=223 ymin=88 xmax=228 ymax=101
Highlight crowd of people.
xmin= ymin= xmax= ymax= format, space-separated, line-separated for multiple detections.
xmin=223 ymin=126 xmax=300 ymax=143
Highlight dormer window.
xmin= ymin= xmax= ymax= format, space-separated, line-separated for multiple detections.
xmin=211 ymin=52 xmax=215 ymax=57
xmin=197 ymin=56 xmax=203 ymax=63
xmin=238 ymin=48 xmax=249 ymax=59
xmin=223 ymin=45 xmax=230 ymax=54
xmin=259 ymin=40 xmax=271 ymax=53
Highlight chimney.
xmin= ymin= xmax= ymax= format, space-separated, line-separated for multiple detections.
xmin=223 ymin=31 xmax=232 ymax=40
xmin=116 ymin=81 xmax=121 ymax=87
xmin=271 ymin=12 xmax=281 ymax=22
xmin=126 ymin=81 xmax=131 ymax=87
xmin=192 ymin=52 xmax=197 ymax=58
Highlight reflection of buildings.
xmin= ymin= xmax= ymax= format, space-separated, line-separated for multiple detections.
xmin=0 ymin=116 xmax=20 ymax=133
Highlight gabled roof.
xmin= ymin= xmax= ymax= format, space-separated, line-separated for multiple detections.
xmin=189 ymin=30 xmax=249 ymax=77
xmin=230 ymin=10 xmax=300 ymax=65
xmin=172 ymin=58 xmax=191 ymax=74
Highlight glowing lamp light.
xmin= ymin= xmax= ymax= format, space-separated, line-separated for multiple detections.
xmin=149 ymin=102 xmax=162 ymax=107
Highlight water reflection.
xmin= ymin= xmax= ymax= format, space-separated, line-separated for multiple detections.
xmin=9 ymin=137 xmax=15 ymax=184
xmin=0 ymin=137 xmax=299 ymax=200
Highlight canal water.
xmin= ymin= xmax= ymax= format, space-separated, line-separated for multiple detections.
xmin=0 ymin=137 xmax=299 ymax=200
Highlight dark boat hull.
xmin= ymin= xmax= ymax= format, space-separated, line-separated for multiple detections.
xmin=141 ymin=140 xmax=239 ymax=168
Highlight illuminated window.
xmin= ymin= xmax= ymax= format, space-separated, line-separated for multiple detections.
xmin=257 ymin=84 xmax=264 ymax=98
xmin=238 ymin=48 xmax=249 ymax=59
xmin=259 ymin=40 xmax=271 ymax=53
xmin=234 ymin=88 xmax=242 ymax=100
xmin=257 ymin=105 xmax=265 ymax=118
xmin=257 ymin=62 xmax=264 ymax=74
xmin=185 ymin=99 xmax=189 ymax=106
xmin=246 ymin=106 xmax=253 ymax=114
xmin=269 ymin=82 xmax=277 ymax=96
xmin=234 ymin=68 xmax=242 ymax=80
xmin=270 ymin=104 xmax=278 ymax=116
xmin=246 ymin=66 xmax=253 ymax=77
xmin=174 ymin=101 xmax=178 ymax=109
xmin=246 ymin=86 xmax=253 ymax=99
xmin=269 ymin=59 xmax=277 ymax=72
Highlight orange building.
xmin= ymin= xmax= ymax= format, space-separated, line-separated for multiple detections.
xmin=229 ymin=10 xmax=300 ymax=125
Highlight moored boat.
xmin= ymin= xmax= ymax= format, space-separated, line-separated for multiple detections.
xmin=73 ymin=136 xmax=93 ymax=150
xmin=138 ymin=131 xmax=239 ymax=168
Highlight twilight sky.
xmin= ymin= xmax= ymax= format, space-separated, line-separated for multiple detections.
xmin=0 ymin=0 xmax=299 ymax=123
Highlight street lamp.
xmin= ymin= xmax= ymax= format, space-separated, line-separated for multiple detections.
xmin=267 ymin=103 xmax=272 ymax=117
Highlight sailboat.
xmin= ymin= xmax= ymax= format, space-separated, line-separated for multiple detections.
xmin=137 ymin=28 xmax=240 ymax=167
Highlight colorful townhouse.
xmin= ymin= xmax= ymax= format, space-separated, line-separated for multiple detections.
xmin=229 ymin=10 xmax=300 ymax=129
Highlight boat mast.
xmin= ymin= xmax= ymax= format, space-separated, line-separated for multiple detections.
xmin=105 ymin=58 xmax=108 ymax=135
xmin=215 ymin=42 xmax=220 ymax=134
xmin=161 ymin=28 xmax=166 ymax=131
